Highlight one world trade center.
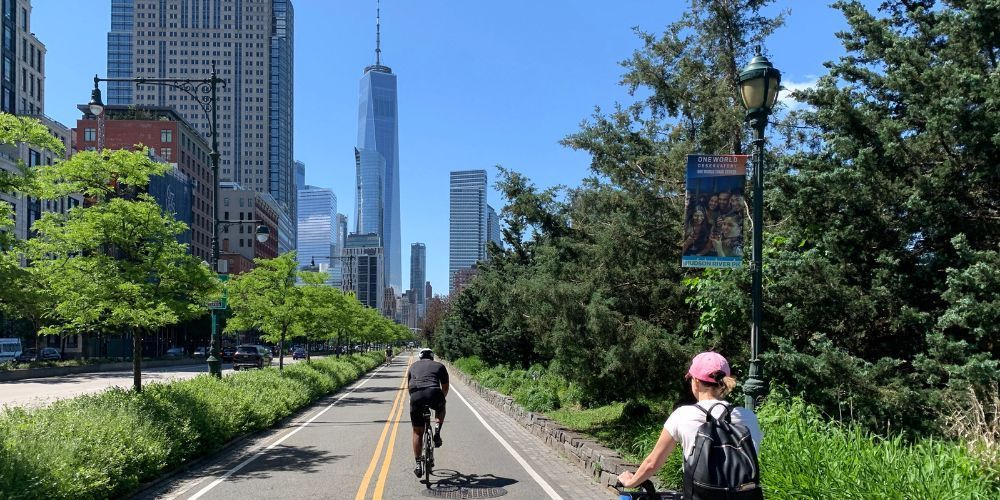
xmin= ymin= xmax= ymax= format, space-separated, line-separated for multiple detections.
xmin=355 ymin=2 xmax=401 ymax=293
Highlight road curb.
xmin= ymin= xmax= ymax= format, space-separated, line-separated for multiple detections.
xmin=0 ymin=358 xmax=204 ymax=382
xmin=442 ymin=361 xmax=636 ymax=491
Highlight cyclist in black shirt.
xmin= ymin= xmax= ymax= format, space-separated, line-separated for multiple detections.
xmin=408 ymin=348 xmax=449 ymax=477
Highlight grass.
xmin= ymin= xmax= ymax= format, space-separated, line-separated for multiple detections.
xmin=0 ymin=353 xmax=383 ymax=499
xmin=452 ymin=356 xmax=1000 ymax=499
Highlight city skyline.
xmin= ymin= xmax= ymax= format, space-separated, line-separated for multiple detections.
xmin=34 ymin=1 xmax=859 ymax=296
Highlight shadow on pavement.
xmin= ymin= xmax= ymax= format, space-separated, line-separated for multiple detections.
xmin=427 ymin=469 xmax=518 ymax=491
xmin=226 ymin=445 xmax=347 ymax=482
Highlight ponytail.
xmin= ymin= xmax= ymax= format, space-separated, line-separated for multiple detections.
xmin=718 ymin=376 xmax=737 ymax=398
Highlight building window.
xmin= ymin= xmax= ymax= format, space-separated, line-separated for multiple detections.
xmin=160 ymin=147 xmax=171 ymax=160
xmin=161 ymin=129 xmax=172 ymax=142
xmin=84 ymin=128 xmax=96 ymax=141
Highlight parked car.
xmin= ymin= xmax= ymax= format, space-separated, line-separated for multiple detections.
xmin=292 ymin=348 xmax=306 ymax=360
xmin=164 ymin=347 xmax=185 ymax=358
xmin=14 ymin=347 xmax=61 ymax=363
xmin=232 ymin=345 xmax=272 ymax=370
xmin=221 ymin=346 xmax=236 ymax=362
xmin=193 ymin=347 xmax=209 ymax=358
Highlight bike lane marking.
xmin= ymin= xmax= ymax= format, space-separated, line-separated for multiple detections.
xmin=452 ymin=385 xmax=565 ymax=500
xmin=187 ymin=361 xmax=388 ymax=500
xmin=372 ymin=362 xmax=409 ymax=499
xmin=354 ymin=366 xmax=409 ymax=500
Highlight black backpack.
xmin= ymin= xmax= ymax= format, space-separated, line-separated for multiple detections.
xmin=682 ymin=403 xmax=763 ymax=500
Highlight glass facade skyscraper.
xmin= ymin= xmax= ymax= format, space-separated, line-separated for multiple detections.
xmin=354 ymin=9 xmax=401 ymax=295
xmin=449 ymin=170 xmax=488 ymax=293
xmin=297 ymin=186 xmax=338 ymax=287
xmin=410 ymin=242 xmax=426 ymax=315
xmin=487 ymin=204 xmax=503 ymax=250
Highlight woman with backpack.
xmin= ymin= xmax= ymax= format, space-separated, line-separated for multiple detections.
xmin=617 ymin=352 xmax=764 ymax=499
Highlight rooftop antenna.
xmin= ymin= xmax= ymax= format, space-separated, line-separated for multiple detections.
xmin=375 ymin=0 xmax=382 ymax=66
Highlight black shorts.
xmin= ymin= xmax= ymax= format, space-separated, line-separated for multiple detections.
xmin=409 ymin=387 xmax=445 ymax=427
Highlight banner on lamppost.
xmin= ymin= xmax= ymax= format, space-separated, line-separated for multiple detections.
xmin=682 ymin=154 xmax=749 ymax=268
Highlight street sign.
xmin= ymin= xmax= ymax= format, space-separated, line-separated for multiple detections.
xmin=208 ymin=274 xmax=230 ymax=309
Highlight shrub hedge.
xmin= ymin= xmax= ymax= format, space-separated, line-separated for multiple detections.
xmin=453 ymin=356 xmax=1000 ymax=499
xmin=0 ymin=353 xmax=382 ymax=499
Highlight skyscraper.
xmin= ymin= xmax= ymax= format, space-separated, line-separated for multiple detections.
xmin=354 ymin=2 xmax=401 ymax=293
xmin=487 ymin=204 xmax=503 ymax=250
xmin=297 ymin=186 xmax=338 ymax=286
xmin=449 ymin=170 xmax=488 ymax=293
xmin=293 ymin=160 xmax=304 ymax=249
xmin=344 ymin=233 xmax=383 ymax=311
xmin=410 ymin=243 xmax=426 ymax=316
xmin=107 ymin=0 xmax=295 ymax=253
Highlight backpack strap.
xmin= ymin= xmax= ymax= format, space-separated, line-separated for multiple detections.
xmin=690 ymin=402 xmax=733 ymax=423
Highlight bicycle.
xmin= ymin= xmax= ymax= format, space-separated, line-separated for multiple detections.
xmin=418 ymin=405 xmax=435 ymax=488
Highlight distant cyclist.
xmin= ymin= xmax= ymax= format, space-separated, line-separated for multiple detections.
xmin=385 ymin=346 xmax=393 ymax=366
xmin=408 ymin=348 xmax=449 ymax=478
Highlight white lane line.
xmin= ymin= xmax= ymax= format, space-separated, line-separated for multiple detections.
xmin=451 ymin=386 xmax=565 ymax=500
xmin=186 ymin=364 xmax=388 ymax=500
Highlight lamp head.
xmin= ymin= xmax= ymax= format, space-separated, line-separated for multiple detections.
xmin=254 ymin=225 xmax=270 ymax=243
xmin=738 ymin=46 xmax=781 ymax=117
xmin=88 ymin=76 xmax=105 ymax=116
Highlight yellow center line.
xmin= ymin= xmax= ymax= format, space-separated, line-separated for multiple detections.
xmin=372 ymin=361 xmax=410 ymax=499
xmin=354 ymin=362 xmax=408 ymax=500
xmin=354 ymin=373 xmax=405 ymax=500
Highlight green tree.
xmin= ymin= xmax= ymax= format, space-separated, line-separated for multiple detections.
xmin=437 ymin=0 xmax=785 ymax=403
xmin=25 ymin=148 xmax=216 ymax=392
xmin=298 ymin=271 xmax=353 ymax=360
xmin=754 ymin=0 xmax=1000 ymax=432
xmin=226 ymin=252 xmax=304 ymax=370
xmin=0 ymin=114 xmax=65 ymax=324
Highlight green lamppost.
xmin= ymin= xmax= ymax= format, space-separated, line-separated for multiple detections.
xmin=737 ymin=46 xmax=780 ymax=411
xmin=90 ymin=65 xmax=241 ymax=377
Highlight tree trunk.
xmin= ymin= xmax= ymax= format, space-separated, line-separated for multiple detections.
xmin=278 ymin=330 xmax=285 ymax=371
xmin=132 ymin=329 xmax=142 ymax=392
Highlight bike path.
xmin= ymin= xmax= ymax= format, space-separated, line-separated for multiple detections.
xmin=140 ymin=352 xmax=612 ymax=499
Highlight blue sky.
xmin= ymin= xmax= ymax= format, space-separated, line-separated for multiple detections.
xmin=34 ymin=0 xmax=862 ymax=297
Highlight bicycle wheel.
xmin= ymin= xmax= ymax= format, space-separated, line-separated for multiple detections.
xmin=423 ymin=417 xmax=434 ymax=487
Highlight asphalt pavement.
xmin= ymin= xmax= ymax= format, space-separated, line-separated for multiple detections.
xmin=137 ymin=352 xmax=613 ymax=500
xmin=0 ymin=356 xmax=309 ymax=409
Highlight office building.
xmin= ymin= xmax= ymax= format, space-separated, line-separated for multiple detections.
xmin=293 ymin=160 xmax=304 ymax=248
xmin=297 ymin=185 xmax=339 ymax=286
xmin=487 ymin=204 xmax=502 ymax=250
xmin=354 ymin=4 xmax=401 ymax=293
xmin=218 ymin=182 xmax=279 ymax=274
xmin=76 ymin=106 xmax=213 ymax=261
xmin=0 ymin=1 xmax=83 ymax=245
xmin=410 ymin=242 xmax=426 ymax=317
xmin=294 ymin=160 xmax=305 ymax=196
xmin=336 ymin=213 xmax=348 ymax=287
xmin=344 ymin=233 xmax=383 ymax=311
xmin=449 ymin=169 xmax=487 ymax=293
xmin=107 ymin=0 xmax=295 ymax=253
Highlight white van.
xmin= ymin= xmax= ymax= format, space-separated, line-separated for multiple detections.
xmin=0 ymin=338 xmax=23 ymax=364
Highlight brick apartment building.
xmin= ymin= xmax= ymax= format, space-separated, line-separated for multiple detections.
xmin=75 ymin=106 xmax=214 ymax=262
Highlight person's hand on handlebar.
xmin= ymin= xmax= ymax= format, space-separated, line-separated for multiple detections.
xmin=617 ymin=470 xmax=637 ymax=488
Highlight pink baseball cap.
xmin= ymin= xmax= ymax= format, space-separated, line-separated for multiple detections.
xmin=687 ymin=352 xmax=731 ymax=383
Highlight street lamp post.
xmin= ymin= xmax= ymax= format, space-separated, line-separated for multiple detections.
xmin=737 ymin=46 xmax=780 ymax=411
xmin=89 ymin=65 xmax=231 ymax=377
